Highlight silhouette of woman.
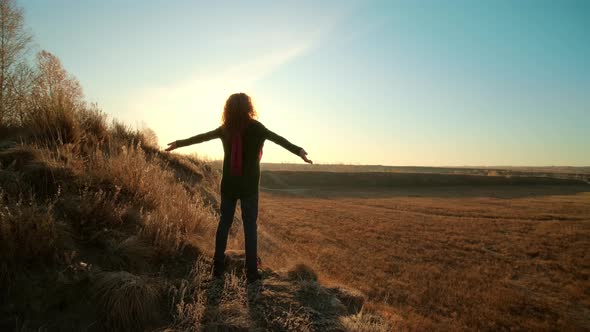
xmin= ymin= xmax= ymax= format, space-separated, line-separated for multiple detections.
xmin=165 ymin=93 xmax=312 ymax=283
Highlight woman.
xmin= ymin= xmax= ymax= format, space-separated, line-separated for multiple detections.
xmin=165 ymin=93 xmax=312 ymax=283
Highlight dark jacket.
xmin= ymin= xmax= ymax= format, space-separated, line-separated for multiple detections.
xmin=175 ymin=120 xmax=301 ymax=197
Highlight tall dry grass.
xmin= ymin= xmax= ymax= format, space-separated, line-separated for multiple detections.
xmin=84 ymin=143 xmax=218 ymax=255
xmin=0 ymin=193 xmax=56 ymax=265
xmin=24 ymin=102 xmax=81 ymax=146
xmin=9 ymin=97 xmax=220 ymax=255
xmin=0 ymin=96 xmax=222 ymax=330
xmin=92 ymin=271 xmax=163 ymax=331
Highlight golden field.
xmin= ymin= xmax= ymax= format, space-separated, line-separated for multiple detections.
xmin=249 ymin=173 xmax=590 ymax=331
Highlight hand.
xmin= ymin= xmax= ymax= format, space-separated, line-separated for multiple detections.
xmin=299 ymin=149 xmax=313 ymax=164
xmin=165 ymin=141 xmax=178 ymax=152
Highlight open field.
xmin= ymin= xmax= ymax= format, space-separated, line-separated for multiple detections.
xmin=254 ymin=171 xmax=590 ymax=330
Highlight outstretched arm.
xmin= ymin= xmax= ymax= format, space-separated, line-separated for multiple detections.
xmin=165 ymin=127 xmax=222 ymax=152
xmin=265 ymin=127 xmax=313 ymax=164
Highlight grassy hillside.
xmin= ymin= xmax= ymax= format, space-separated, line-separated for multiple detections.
xmin=0 ymin=106 xmax=388 ymax=331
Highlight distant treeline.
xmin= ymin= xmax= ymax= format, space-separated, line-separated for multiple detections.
xmin=260 ymin=163 xmax=590 ymax=183
xmin=260 ymin=170 xmax=589 ymax=189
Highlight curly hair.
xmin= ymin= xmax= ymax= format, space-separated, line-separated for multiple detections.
xmin=222 ymin=93 xmax=257 ymax=134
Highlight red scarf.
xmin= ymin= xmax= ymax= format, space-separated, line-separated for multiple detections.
xmin=229 ymin=126 xmax=263 ymax=176
xmin=230 ymin=132 xmax=244 ymax=176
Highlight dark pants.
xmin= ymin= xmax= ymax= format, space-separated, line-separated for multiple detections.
xmin=213 ymin=194 xmax=259 ymax=280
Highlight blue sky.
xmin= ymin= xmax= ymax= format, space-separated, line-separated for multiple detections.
xmin=22 ymin=0 xmax=590 ymax=166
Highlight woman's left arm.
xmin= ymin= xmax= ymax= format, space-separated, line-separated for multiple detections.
xmin=166 ymin=127 xmax=222 ymax=151
xmin=265 ymin=127 xmax=313 ymax=164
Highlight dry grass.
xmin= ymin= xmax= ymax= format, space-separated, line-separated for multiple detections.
xmin=339 ymin=312 xmax=392 ymax=332
xmin=0 ymin=193 xmax=56 ymax=266
xmin=24 ymin=102 xmax=81 ymax=146
xmin=288 ymin=263 xmax=319 ymax=282
xmin=0 ymin=100 xmax=221 ymax=330
xmin=91 ymin=271 xmax=163 ymax=331
xmin=101 ymin=236 xmax=154 ymax=272
xmin=258 ymin=183 xmax=590 ymax=331
xmin=78 ymin=105 xmax=109 ymax=145
xmin=80 ymin=142 xmax=218 ymax=255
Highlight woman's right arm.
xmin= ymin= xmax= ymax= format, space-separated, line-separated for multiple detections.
xmin=166 ymin=127 xmax=222 ymax=151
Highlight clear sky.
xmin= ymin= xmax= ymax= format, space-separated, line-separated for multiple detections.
xmin=21 ymin=0 xmax=590 ymax=166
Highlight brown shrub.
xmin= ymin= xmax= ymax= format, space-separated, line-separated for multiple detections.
xmin=138 ymin=127 xmax=158 ymax=148
xmin=101 ymin=236 xmax=154 ymax=272
xmin=109 ymin=120 xmax=157 ymax=149
xmin=21 ymin=160 xmax=74 ymax=199
xmin=91 ymin=271 xmax=163 ymax=331
xmin=110 ymin=120 xmax=138 ymax=145
xmin=87 ymin=145 xmax=217 ymax=254
xmin=0 ymin=145 xmax=41 ymax=170
xmin=339 ymin=312 xmax=391 ymax=332
xmin=0 ymin=125 xmax=27 ymax=142
xmin=25 ymin=103 xmax=81 ymax=146
xmin=60 ymin=189 xmax=124 ymax=228
xmin=78 ymin=105 xmax=109 ymax=145
xmin=288 ymin=263 xmax=318 ymax=282
xmin=0 ymin=193 xmax=57 ymax=265
xmin=0 ymin=170 xmax=23 ymax=197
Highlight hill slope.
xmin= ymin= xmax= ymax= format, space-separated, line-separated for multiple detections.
xmin=0 ymin=111 xmax=388 ymax=331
